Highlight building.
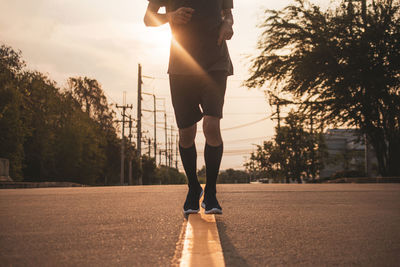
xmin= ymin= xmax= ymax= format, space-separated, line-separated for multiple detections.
xmin=320 ymin=129 xmax=377 ymax=178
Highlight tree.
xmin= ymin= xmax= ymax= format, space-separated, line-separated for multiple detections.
xmin=0 ymin=45 xmax=26 ymax=180
xmin=198 ymin=165 xmax=250 ymax=184
xmin=219 ymin=169 xmax=250 ymax=184
xmin=66 ymin=76 xmax=120 ymax=184
xmin=156 ymin=165 xmax=186 ymax=184
xmin=141 ymin=155 xmax=158 ymax=185
xmin=21 ymin=71 xmax=65 ymax=181
xmin=1 ymin=43 xmax=189 ymax=185
xmin=1 ymin=44 xmax=123 ymax=185
xmin=245 ymin=112 xmax=326 ymax=183
xmin=67 ymin=77 xmax=116 ymax=133
xmin=246 ymin=0 xmax=400 ymax=176
xmin=197 ymin=165 xmax=206 ymax=184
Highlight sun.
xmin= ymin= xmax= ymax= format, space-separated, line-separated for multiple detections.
xmin=156 ymin=26 xmax=172 ymax=44
xmin=146 ymin=24 xmax=172 ymax=51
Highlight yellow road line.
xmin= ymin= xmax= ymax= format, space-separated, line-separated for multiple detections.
xmin=179 ymin=212 xmax=225 ymax=267
xmin=171 ymin=218 xmax=188 ymax=266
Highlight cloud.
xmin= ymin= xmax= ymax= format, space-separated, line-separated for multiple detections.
xmin=0 ymin=0 xmax=168 ymax=91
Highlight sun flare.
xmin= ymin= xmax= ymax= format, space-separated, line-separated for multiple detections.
xmin=144 ymin=25 xmax=172 ymax=55
xmin=153 ymin=26 xmax=172 ymax=45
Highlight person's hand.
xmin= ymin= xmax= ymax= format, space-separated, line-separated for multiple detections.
xmin=167 ymin=7 xmax=194 ymax=25
xmin=218 ymin=20 xmax=234 ymax=46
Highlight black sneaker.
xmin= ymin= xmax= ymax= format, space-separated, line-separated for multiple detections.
xmin=183 ymin=186 xmax=204 ymax=215
xmin=201 ymin=193 xmax=222 ymax=214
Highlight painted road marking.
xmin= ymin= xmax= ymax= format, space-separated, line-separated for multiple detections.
xmin=179 ymin=212 xmax=225 ymax=267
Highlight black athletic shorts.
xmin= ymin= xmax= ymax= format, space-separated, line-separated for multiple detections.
xmin=169 ymin=71 xmax=227 ymax=129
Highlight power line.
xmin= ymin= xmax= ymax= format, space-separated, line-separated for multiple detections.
xmin=230 ymin=96 xmax=269 ymax=100
xmin=137 ymin=64 xmax=143 ymax=185
xmin=103 ymin=91 xmax=119 ymax=106
xmin=197 ymin=149 xmax=254 ymax=155
xmin=163 ymin=111 xmax=267 ymax=116
xmin=153 ymin=94 xmax=265 ymax=100
xmin=221 ymin=117 xmax=270 ymax=131
xmin=188 ymin=136 xmax=272 ymax=146
xmin=142 ymin=75 xmax=247 ymax=83
xmin=224 ymin=135 xmax=273 ymax=144
xmin=143 ymin=116 xmax=270 ymax=133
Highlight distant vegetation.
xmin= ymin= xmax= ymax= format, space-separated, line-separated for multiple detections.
xmin=245 ymin=112 xmax=326 ymax=183
xmin=198 ymin=166 xmax=252 ymax=184
xmin=0 ymin=44 xmax=184 ymax=185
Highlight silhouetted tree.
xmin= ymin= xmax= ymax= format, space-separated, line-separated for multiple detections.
xmin=245 ymin=112 xmax=326 ymax=183
xmin=1 ymin=43 xmax=189 ymax=185
xmin=67 ymin=77 xmax=116 ymax=132
xmin=0 ymin=44 xmax=122 ymax=184
xmin=157 ymin=165 xmax=186 ymax=184
xmin=141 ymin=155 xmax=158 ymax=185
xmin=246 ymin=0 xmax=400 ymax=176
xmin=21 ymin=71 xmax=65 ymax=181
xmin=0 ymin=45 xmax=26 ymax=180
xmin=219 ymin=169 xmax=250 ymax=184
xmin=66 ymin=76 xmax=120 ymax=184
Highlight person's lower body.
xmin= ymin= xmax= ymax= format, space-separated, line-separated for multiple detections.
xmin=169 ymin=71 xmax=227 ymax=215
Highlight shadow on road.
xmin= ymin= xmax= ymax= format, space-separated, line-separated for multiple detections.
xmin=217 ymin=221 xmax=250 ymax=267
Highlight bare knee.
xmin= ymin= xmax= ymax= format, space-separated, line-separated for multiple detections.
xmin=179 ymin=124 xmax=197 ymax=148
xmin=203 ymin=116 xmax=222 ymax=146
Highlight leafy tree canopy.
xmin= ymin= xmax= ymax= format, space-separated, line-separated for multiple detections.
xmin=246 ymin=0 xmax=400 ymax=176
xmin=245 ymin=111 xmax=326 ymax=183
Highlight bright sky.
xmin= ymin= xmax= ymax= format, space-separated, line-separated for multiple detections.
xmin=0 ymin=0 xmax=330 ymax=171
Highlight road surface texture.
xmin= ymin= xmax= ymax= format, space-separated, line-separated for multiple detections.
xmin=0 ymin=186 xmax=188 ymax=266
xmin=217 ymin=184 xmax=400 ymax=267
xmin=1 ymin=184 xmax=399 ymax=266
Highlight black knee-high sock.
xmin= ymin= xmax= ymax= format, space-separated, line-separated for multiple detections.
xmin=179 ymin=144 xmax=200 ymax=189
xmin=204 ymin=143 xmax=223 ymax=195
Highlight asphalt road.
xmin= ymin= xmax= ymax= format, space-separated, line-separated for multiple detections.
xmin=217 ymin=184 xmax=400 ymax=267
xmin=1 ymin=184 xmax=399 ymax=266
xmin=0 ymin=186 xmax=188 ymax=266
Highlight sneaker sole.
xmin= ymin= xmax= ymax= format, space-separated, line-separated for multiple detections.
xmin=204 ymin=208 xmax=223 ymax=215
xmin=183 ymin=188 xmax=204 ymax=215
xmin=183 ymin=208 xmax=200 ymax=215
xmin=202 ymin=201 xmax=222 ymax=214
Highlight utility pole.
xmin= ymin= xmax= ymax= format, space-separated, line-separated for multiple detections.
xmin=128 ymin=115 xmax=134 ymax=185
xmin=269 ymin=94 xmax=326 ymax=183
xmin=269 ymin=95 xmax=283 ymax=131
xmin=137 ymin=64 xmax=143 ymax=185
xmin=153 ymin=95 xmax=157 ymax=162
xmin=164 ymin=112 xmax=168 ymax=166
xmin=364 ymin=134 xmax=370 ymax=177
xmin=175 ymin=134 xmax=178 ymax=169
xmin=156 ymin=97 xmax=166 ymax=165
xmin=143 ymin=94 xmax=165 ymax=165
xmin=116 ymin=103 xmax=133 ymax=185
xmin=269 ymin=95 xmax=285 ymax=182
xmin=170 ymin=126 xmax=173 ymax=167
xmin=310 ymin=109 xmax=315 ymax=181
xmin=148 ymin=138 xmax=151 ymax=157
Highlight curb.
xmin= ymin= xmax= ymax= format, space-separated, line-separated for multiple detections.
xmin=0 ymin=181 xmax=87 ymax=189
